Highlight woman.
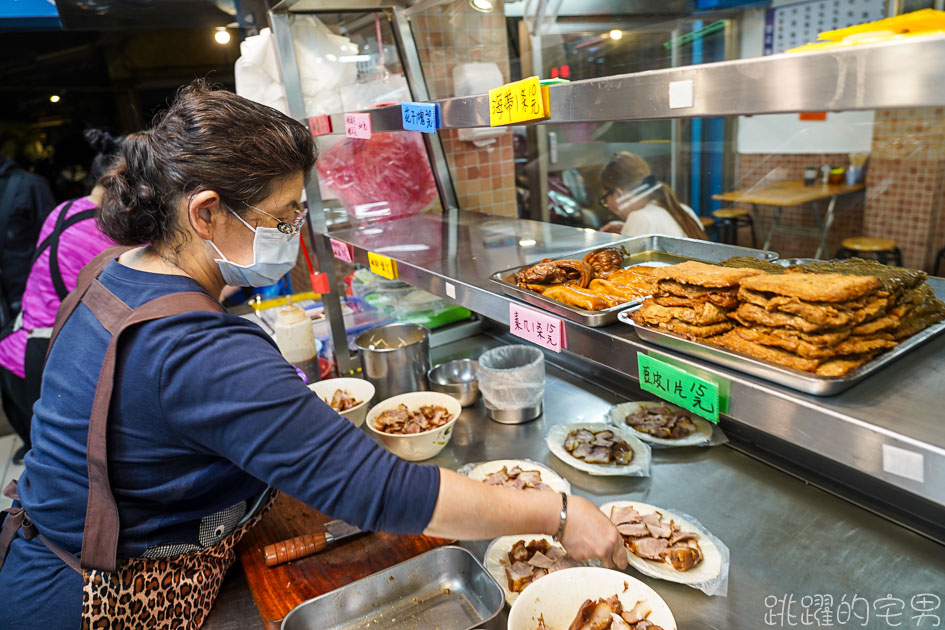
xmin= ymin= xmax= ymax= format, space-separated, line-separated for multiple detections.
xmin=599 ymin=152 xmax=707 ymax=239
xmin=0 ymin=83 xmax=624 ymax=629
xmin=0 ymin=129 xmax=122 ymax=464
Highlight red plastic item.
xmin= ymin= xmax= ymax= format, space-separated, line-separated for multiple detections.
xmin=316 ymin=132 xmax=437 ymax=223
xmin=319 ymin=358 xmax=333 ymax=380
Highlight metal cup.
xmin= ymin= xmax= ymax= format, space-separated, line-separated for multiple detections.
xmin=355 ymin=323 xmax=431 ymax=401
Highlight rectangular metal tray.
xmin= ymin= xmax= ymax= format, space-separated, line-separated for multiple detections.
xmin=619 ymin=310 xmax=945 ymax=396
xmin=489 ymin=235 xmax=778 ymax=327
xmin=280 ymin=546 xmax=503 ymax=630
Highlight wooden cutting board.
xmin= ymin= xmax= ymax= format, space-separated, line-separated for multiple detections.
xmin=236 ymin=493 xmax=451 ymax=630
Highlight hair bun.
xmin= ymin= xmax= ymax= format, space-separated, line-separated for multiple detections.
xmin=84 ymin=128 xmax=118 ymax=154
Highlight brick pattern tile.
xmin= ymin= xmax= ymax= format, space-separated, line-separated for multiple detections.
xmin=412 ymin=0 xmax=516 ymax=217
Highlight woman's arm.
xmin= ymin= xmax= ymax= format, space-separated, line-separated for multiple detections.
xmin=424 ymin=468 xmax=627 ymax=569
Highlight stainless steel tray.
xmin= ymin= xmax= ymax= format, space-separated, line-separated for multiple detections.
xmin=489 ymin=235 xmax=778 ymax=327
xmin=281 ymin=546 xmax=504 ymax=630
xmin=619 ymin=310 xmax=945 ymax=396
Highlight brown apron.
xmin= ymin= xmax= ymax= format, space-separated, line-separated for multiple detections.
xmin=0 ymin=246 xmax=276 ymax=629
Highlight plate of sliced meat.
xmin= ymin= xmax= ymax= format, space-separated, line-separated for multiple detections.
xmin=546 ymin=423 xmax=651 ymax=477
xmin=608 ymin=402 xmax=715 ymax=447
xmin=506 ymin=567 xmax=676 ymax=630
xmin=466 ymin=460 xmax=571 ymax=495
xmin=599 ymin=501 xmax=723 ymax=588
xmin=484 ymin=535 xmax=584 ymax=606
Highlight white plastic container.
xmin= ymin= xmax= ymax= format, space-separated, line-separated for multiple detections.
xmin=274 ymin=303 xmax=320 ymax=383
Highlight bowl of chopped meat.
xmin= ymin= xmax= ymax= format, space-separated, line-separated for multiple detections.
xmin=308 ymin=378 xmax=376 ymax=427
xmin=365 ymin=391 xmax=462 ymax=461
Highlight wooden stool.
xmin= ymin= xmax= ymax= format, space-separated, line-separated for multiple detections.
xmin=935 ymin=246 xmax=944 ymax=277
xmin=699 ymin=216 xmax=717 ymax=240
xmin=836 ymin=237 xmax=902 ymax=266
xmin=711 ymin=208 xmax=757 ymax=248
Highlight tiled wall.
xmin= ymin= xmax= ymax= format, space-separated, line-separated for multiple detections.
xmin=411 ymin=0 xmax=518 ymax=217
xmin=863 ymin=108 xmax=945 ymax=271
xmin=733 ymin=153 xmax=864 ymax=258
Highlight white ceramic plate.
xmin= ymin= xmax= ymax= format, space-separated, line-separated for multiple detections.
xmin=466 ymin=459 xmax=571 ymax=495
xmin=545 ymin=422 xmax=651 ymax=477
xmin=506 ymin=566 xmax=676 ymax=630
xmin=484 ymin=534 xmax=580 ymax=607
xmin=608 ymin=401 xmax=714 ymax=448
xmin=308 ymin=378 xmax=375 ymax=427
xmin=600 ymin=500 xmax=723 ymax=586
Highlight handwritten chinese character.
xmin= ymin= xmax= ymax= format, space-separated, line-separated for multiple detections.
xmin=641 ymin=365 xmax=652 ymax=385
xmin=836 ymin=594 xmax=870 ymax=627
xmin=911 ymin=594 xmax=941 ymax=627
xmin=513 ymin=312 xmax=522 ymax=331
xmin=765 ymin=594 xmax=798 ymax=627
xmin=536 ymin=321 xmax=544 ymax=340
xmin=529 ymin=82 xmax=540 ymax=115
xmin=874 ymin=595 xmax=905 ymax=627
xmin=673 ymin=380 xmax=686 ymax=399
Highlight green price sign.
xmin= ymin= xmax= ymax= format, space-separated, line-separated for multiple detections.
xmin=637 ymin=353 xmax=721 ymax=423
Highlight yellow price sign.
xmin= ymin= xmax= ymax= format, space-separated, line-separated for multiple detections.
xmin=368 ymin=252 xmax=398 ymax=280
xmin=488 ymin=76 xmax=549 ymax=127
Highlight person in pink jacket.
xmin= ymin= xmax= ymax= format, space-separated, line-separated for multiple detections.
xmin=0 ymin=130 xmax=123 ymax=463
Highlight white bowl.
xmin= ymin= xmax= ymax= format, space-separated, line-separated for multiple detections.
xmin=308 ymin=378 xmax=375 ymax=427
xmin=365 ymin=391 xmax=461 ymax=461
xmin=507 ymin=566 xmax=676 ymax=630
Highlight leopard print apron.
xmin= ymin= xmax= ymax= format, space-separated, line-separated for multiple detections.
xmin=0 ymin=246 xmax=276 ymax=629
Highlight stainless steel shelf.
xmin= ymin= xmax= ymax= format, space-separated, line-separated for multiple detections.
xmin=314 ymin=35 xmax=945 ymax=132
xmin=325 ymin=212 xmax=945 ymax=511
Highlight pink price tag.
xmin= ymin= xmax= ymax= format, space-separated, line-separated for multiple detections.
xmin=309 ymin=115 xmax=332 ymax=137
xmin=509 ymin=303 xmax=564 ymax=353
xmin=344 ymin=113 xmax=372 ymax=139
xmin=330 ymin=238 xmax=353 ymax=263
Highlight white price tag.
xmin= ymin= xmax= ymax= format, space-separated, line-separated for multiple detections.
xmin=669 ymin=80 xmax=694 ymax=109
xmin=882 ymin=444 xmax=924 ymax=483
xmin=445 ymin=282 xmax=456 ymax=299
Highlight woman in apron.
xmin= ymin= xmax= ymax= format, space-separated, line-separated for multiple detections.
xmin=0 ymin=130 xmax=123 ymax=464
xmin=0 ymin=82 xmax=625 ymax=629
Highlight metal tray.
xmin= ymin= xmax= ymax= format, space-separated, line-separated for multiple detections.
xmin=619 ymin=310 xmax=945 ymax=396
xmin=281 ymin=546 xmax=504 ymax=630
xmin=489 ymin=235 xmax=778 ymax=327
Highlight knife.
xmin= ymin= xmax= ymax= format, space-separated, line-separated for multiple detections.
xmin=263 ymin=520 xmax=365 ymax=567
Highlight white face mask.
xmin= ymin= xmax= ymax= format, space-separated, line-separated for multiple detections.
xmin=208 ymin=207 xmax=300 ymax=287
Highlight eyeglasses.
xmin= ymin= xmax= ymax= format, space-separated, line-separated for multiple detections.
xmin=246 ymin=203 xmax=308 ymax=235
xmin=599 ymin=189 xmax=615 ymax=209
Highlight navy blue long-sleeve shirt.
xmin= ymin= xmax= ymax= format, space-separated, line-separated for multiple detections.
xmin=0 ymin=260 xmax=440 ymax=628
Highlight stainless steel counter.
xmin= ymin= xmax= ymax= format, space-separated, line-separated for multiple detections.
xmin=428 ymin=335 xmax=945 ymax=630
xmin=325 ymin=212 xmax=945 ymax=517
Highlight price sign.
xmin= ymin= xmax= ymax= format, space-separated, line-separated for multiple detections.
xmin=637 ymin=353 xmax=719 ymax=423
xmin=368 ymin=251 xmax=397 ymax=280
xmin=489 ymin=76 xmax=549 ymax=127
xmin=345 ymin=113 xmax=372 ymax=139
xmin=401 ymin=102 xmax=439 ymax=133
xmin=329 ymin=238 xmax=352 ymax=263
xmin=509 ymin=303 xmax=564 ymax=353
xmin=308 ymin=115 xmax=332 ymax=137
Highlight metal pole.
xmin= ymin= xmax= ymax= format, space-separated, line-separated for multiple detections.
xmin=269 ymin=10 xmax=361 ymax=375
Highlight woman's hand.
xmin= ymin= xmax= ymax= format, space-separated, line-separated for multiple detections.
xmin=559 ymin=494 xmax=627 ymax=569
xmin=600 ymin=220 xmax=624 ymax=234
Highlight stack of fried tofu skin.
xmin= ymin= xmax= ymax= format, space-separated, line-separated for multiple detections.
xmin=631 ymin=258 xmax=945 ymax=377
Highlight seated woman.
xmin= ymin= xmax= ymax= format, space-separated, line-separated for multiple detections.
xmin=598 ymin=152 xmax=706 ymax=240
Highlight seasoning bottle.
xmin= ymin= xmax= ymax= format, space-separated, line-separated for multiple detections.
xmin=820 ymin=165 xmax=831 ymax=184
xmin=274 ymin=302 xmax=320 ymax=383
xmin=804 ymin=166 xmax=817 ymax=186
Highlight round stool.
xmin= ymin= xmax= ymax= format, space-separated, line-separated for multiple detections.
xmin=711 ymin=208 xmax=757 ymax=248
xmin=699 ymin=216 xmax=717 ymax=240
xmin=836 ymin=237 xmax=902 ymax=266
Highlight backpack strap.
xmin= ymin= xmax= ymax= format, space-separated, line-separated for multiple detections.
xmin=30 ymin=200 xmax=98 ymax=302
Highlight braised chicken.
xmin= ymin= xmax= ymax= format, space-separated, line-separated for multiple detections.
xmin=516 ymin=259 xmax=593 ymax=289
xmin=583 ymin=247 xmax=624 ymax=276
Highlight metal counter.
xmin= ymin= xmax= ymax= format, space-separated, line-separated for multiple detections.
xmin=325 ymin=212 xmax=945 ymax=521
xmin=428 ymin=335 xmax=945 ymax=630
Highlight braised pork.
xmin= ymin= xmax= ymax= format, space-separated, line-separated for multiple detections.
xmin=373 ymin=404 xmax=453 ymax=434
xmin=563 ymin=429 xmax=635 ymax=466
xmin=609 ymin=504 xmax=704 ymax=572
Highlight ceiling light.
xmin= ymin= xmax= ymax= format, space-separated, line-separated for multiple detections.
xmin=609 ymin=29 xmax=623 ymax=40
xmin=470 ymin=0 xmax=494 ymax=13
xmin=49 ymin=94 xmax=60 ymax=103
xmin=214 ymin=27 xmax=231 ymax=45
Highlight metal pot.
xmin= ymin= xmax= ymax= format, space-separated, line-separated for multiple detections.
xmin=355 ymin=323 xmax=431 ymax=401
xmin=428 ymin=359 xmax=480 ymax=407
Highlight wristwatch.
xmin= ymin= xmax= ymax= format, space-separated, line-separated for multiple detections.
xmin=553 ymin=492 xmax=568 ymax=542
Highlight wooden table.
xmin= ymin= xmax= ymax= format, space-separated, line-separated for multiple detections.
xmin=234 ymin=493 xmax=449 ymax=630
xmin=713 ymin=180 xmax=865 ymax=258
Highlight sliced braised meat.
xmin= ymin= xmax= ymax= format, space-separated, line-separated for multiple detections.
xmin=624 ymin=406 xmax=697 ymax=440
xmin=616 ymin=522 xmax=650 ymax=538
xmin=645 ymin=521 xmax=673 ymax=539
xmin=622 ymin=601 xmax=652 ymax=625
xmin=639 ymin=513 xmax=662 ymax=528
xmin=611 ymin=441 xmax=633 ymax=466
xmin=610 ymin=506 xmax=641 ymax=525
xmin=505 ymin=560 xmax=534 ymax=592
xmin=545 ymin=546 xmax=567 ymax=561
xmin=629 ymin=537 xmax=668 ymax=561
xmin=565 ymin=429 xmax=635 ymax=466
xmin=670 ymin=416 xmax=697 ymax=439
xmin=528 ymin=550 xmax=556 ymax=569
xmin=611 ymin=614 xmax=633 ymax=630
xmin=482 ymin=465 xmax=552 ymax=492
xmin=584 ymin=446 xmax=613 ymax=464
xmin=518 ymin=471 xmax=543 ymax=486
xmin=374 ymin=403 xmax=453 ymax=434
xmin=663 ymin=542 xmax=704 ymax=572
xmin=506 ymin=477 xmax=527 ymax=490
xmin=575 ymin=429 xmax=596 ymax=441
xmin=668 ymin=531 xmax=699 ymax=546
xmin=564 ymin=432 xmax=580 ymax=451
xmin=572 ymin=442 xmax=594 ymax=459
xmin=510 ymin=539 xmax=529 ymax=562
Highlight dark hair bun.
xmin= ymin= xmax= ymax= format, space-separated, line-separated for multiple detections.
xmin=84 ymin=128 xmax=117 ymax=154
xmin=97 ymin=133 xmax=164 ymax=245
